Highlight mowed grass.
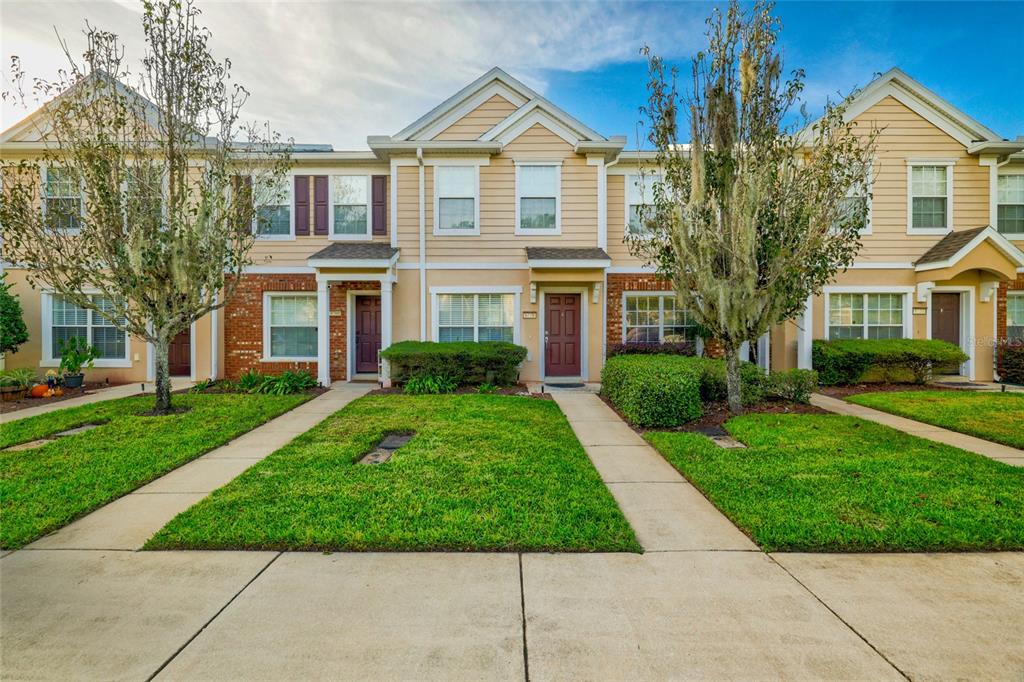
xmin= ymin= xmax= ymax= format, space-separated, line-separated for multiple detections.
xmin=646 ymin=414 xmax=1024 ymax=552
xmin=1 ymin=393 xmax=310 ymax=549
xmin=847 ymin=390 xmax=1024 ymax=449
xmin=147 ymin=394 xmax=641 ymax=553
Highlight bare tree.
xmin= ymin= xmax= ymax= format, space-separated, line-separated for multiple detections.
xmin=631 ymin=0 xmax=876 ymax=413
xmin=1 ymin=0 xmax=292 ymax=413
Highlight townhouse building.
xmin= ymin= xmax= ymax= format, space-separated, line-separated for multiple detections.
xmin=2 ymin=67 xmax=1022 ymax=385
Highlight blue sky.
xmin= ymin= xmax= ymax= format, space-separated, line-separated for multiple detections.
xmin=2 ymin=1 xmax=1022 ymax=149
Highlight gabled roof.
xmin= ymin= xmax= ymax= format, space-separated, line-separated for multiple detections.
xmin=389 ymin=67 xmax=608 ymax=144
xmin=307 ymin=242 xmax=399 ymax=269
xmin=834 ymin=67 xmax=1004 ymax=148
xmin=915 ymin=225 xmax=1024 ymax=272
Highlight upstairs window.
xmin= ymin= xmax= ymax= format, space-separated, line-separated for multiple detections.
xmin=909 ymin=163 xmax=952 ymax=233
xmin=627 ymin=173 xmax=659 ymax=236
xmin=43 ymin=167 xmax=82 ymax=232
xmin=828 ymin=293 xmax=905 ymax=340
xmin=436 ymin=293 xmax=515 ymax=342
xmin=332 ymin=175 xmax=369 ymax=237
xmin=435 ymin=166 xmax=477 ymax=233
xmin=624 ymin=294 xmax=697 ymax=343
xmin=125 ymin=167 xmax=163 ymax=228
xmin=50 ymin=294 xmax=128 ymax=361
xmin=255 ymin=177 xmax=292 ymax=239
xmin=997 ymin=174 xmax=1024 ymax=235
xmin=516 ymin=163 xmax=560 ymax=233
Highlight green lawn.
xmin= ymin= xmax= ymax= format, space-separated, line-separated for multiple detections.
xmin=846 ymin=390 xmax=1024 ymax=449
xmin=1 ymin=393 xmax=310 ymax=549
xmin=646 ymin=414 xmax=1024 ymax=552
xmin=147 ymin=394 xmax=640 ymax=553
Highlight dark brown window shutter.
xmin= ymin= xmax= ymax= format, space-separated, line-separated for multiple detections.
xmin=371 ymin=175 xmax=387 ymax=236
xmin=294 ymin=175 xmax=310 ymax=235
xmin=314 ymin=175 xmax=329 ymax=235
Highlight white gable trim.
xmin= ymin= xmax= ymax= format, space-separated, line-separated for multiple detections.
xmin=487 ymin=109 xmax=581 ymax=147
xmin=480 ymin=99 xmax=605 ymax=145
xmin=414 ymin=82 xmax=528 ymax=141
xmin=914 ymin=226 xmax=1024 ymax=272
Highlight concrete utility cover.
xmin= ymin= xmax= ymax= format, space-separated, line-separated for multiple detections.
xmin=358 ymin=432 xmax=414 ymax=465
xmin=694 ymin=425 xmax=747 ymax=449
xmin=54 ymin=424 xmax=100 ymax=437
xmin=3 ymin=439 xmax=53 ymax=452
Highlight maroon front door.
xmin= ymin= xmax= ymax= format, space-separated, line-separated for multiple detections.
xmin=168 ymin=329 xmax=190 ymax=376
xmin=931 ymin=293 xmax=961 ymax=347
xmin=354 ymin=296 xmax=382 ymax=374
xmin=545 ymin=293 xmax=581 ymax=377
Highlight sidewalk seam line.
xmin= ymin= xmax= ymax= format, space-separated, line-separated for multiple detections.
xmin=145 ymin=551 xmax=283 ymax=681
xmin=518 ymin=553 xmax=530 ymax=682
xmin=767 ymin=554 xmax=911 ymax=681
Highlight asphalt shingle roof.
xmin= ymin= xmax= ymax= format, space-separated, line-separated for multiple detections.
xmin=914 ymin=226 xmax=988 ymax=266
xmin=525 ymin=247 xmax=611 ymax=262
xmin=308 ymin=243 xmax=399 ymax=261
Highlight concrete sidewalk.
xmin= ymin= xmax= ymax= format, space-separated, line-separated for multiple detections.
xmin=1 ymin=377 xmax=195 ymax=423
xmin=25 ymin=384 xmax=371 ymax=551
xmin=812 ymin=392 xmax=1024 ymax=466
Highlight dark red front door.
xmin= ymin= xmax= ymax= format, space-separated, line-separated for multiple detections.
xmin=355 ymin=296 xmax=382 ymax=374
xmin=931 ymin=293 xmax=961 ymax=347
xmin=168 ymin=329 xmax=190 ymax=376
xmin=545 ymin=293 xmax=581 ymax=377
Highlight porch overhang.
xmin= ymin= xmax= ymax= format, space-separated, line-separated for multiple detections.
xmin=307 ymin=243 xmax=400 ymax=272
xmin=913 ymin=226 xmax=1024 ymax=282
xmin=525 ymin=246 xmax=611 ymax=271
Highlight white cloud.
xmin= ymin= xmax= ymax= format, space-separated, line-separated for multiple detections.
xmin=1 ymin=0 xmax=706 ymax=148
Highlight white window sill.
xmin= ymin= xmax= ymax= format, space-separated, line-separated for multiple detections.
xmin=999 ymin=232 xmax=1024 ymax=241
xmin=906 ymin=227 xmax=952 ymax=236
xmin=515 ymin=227 xmax=562 ymax=236
xmin=255 ymin=234 xmax=295 ymax=241
xmin=261 ymin=357 xmax=317 ymax=363
xmin=432 ymin=228 xmax=480 ymax=237
xmin=40 ymin=358 xmax=132 ymax=368
xmin=328 ymin=232 xmax=373 ymax=241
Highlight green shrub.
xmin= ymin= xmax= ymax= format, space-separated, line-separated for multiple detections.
xmin=0 ymin=368 xmax=36 ymax=388
xmin=403 ymin=374 xmax=458 ymax=395
xmin=764 ymin=369 xmax=818 ymax=403
xmin=189 ymin=378 xmax=215 ymax=393
xmin=252 ymin=370 xmax=317 ymax=395
xmin=813 ymin=339 xmax=968 ymax=385
xmin=697 ymin=358 xmax=766 ymax=405
xmin=600 ymin=355 xmax=704 ymax=427
xmin=236 ymin=369 xmax=264 ymax=392
xmin=477 ymin=382 xmax=498 ymax=394
xmin=381 ymin=341 xmax=527 ymax=387
xmin=1000 ymin=342 xmax=1024 ymax=385
xmin=57 ymin=337 xmax=100 ymax=375
xmin=607 ymin=342 xmax=696 ymax=357
xmin=0 ymin=273 xmax=29 ymax=356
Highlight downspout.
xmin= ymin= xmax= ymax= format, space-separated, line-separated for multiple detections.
xmin=418 ymin=147 xmax=427 ymax=340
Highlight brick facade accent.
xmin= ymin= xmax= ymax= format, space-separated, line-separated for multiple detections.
xmin=996 ymin=274 xmax=1024 ymax=373
xmin=223 ymin=274 xmax=380 ymax=381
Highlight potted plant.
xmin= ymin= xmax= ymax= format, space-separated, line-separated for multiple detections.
xmin=58 ymin=337 xmax=100 ymax=389
xmin=0 ymin=368 xmax=36 ymax=401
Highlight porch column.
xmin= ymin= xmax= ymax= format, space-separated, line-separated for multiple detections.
xmin=757 ymin=331 xmax=770 ymax=373
xmin=380 ymin=277 xmax=394 ymax=388
xmin=316 ymin=278 xmax=331 ymax=387
xmin=797 ymin=295 xmax=813 ymax=370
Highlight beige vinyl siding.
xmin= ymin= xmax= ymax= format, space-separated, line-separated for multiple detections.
xmin=420 ymin=123 xmax=598 ymax=262
xmin=396 ymin=164 xmax=421 ymax=259
xmin=852 ymin=96 xmax=990 ymax=262
xmin=432 ymin=95 xmax=519 ymax=141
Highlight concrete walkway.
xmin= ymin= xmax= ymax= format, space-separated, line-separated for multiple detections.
xmin=24 ymin=383 xmax=371 ymax=552
xmin=2 ymin=388 xmax=1022 ymax=680
xmin=1 ymin=377 xmax=195 ymax=423
xmin=812 ymin=392 xmax=1024 ymax=466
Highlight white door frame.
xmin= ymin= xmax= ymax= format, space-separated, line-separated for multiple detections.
xmin=926 ymin=285 xmax=975 ymax=380
xmin=539 ymin=286 xmax=589 ymax=381
xmin=146 ymin=321 xmax=196 ymax=382
xmin=346 ymin=289 xmax=382 ymax=382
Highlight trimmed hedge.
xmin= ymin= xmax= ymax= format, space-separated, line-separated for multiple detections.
xmin=764 ymin=369 xmax=818 ymax=404
xmin=380 ymin=341 xmax=528 ymax=386
xmin=1000 ymin=342 xmax=1024 ymax=385
xmin=697 ymin=358 xmax=767 ymax=405
xmin=607 ymin=342 xmax=696 ymax=357
xmin=601 ymin=355 xmax=704 ymax=427
xmin=813 ymin=338 xmax=968 ymax=385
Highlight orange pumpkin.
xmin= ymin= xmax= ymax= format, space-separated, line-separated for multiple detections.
xmin=29 ymin=384 xmax=50 ymax=398
xmin=53 ymin=387 xmax=64 ymax=397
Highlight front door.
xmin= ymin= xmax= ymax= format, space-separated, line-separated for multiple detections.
xmin=931 ymin=293 xmax=961 ymax=348
xmin=354 ymin=295 xmax=382 ymax=374
xmin=545 ymin=293 xmax=581 ymax=377
xmin=168 ymin=329 xmax=190 ymax=376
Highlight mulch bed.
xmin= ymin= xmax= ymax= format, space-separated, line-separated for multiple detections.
xmin=0 ymin=382 xmax=129 ymax=414
xmin=817 ymin=382 xmax=958 ymax=398
xmin=180 ymin=385 xmax=329 ymax=398
xmin=370 ymin=384 xmax=552 ymax=400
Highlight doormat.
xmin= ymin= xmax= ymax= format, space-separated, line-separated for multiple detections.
xmin=545 ymin=383 xmax=585 ymax=389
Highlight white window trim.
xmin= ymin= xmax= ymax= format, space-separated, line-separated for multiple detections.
xmin=328 ymin=174 xmax=373 ymax=241
xmin=428 ymin=286 xmax=522 ymax=344
xmin=624 ymin=171 xmax=661 ymax=240
xmin=40 ymin=164 xmax=85 ymax=235
xmin=906 ymin=159 xmax=954 ymax=236
xmin=40 ymin=291 xmax=132 ymax=368
xmin=262 ymin=291 xmax=318 ymax=362
xmin=925 ymin=285 xmax=976 ymax=380
xmin=253 ymin=173 xmax=296 ymax=241
xmin=514 ymin=160 xmax=562 ymax=236
xmin=995 ymin=167 xmax=1024 ymax=240
xmin=1006 ymin=291 xmax=1024 ymax=341
xmin=851 ymin=161 xmax=874 ymax=236
xmin=620 ymin=291 xmax=701 ymax=351
xmin=432 ymin=163 xmax=481 ymax=237
xmin=823 ymin=286 xmax=913 ymax=340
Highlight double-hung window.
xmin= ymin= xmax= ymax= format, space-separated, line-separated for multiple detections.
xmin=997 ymin=174 xmax=1024 ymax=235
xmin=48 ymin=294 xmax=128 ymax=363
xmin=43 ymin=167 xmax=83 ymax=232
xmin=627 ymin=173 xmax=659 ymax=236
xmin=255 ymin=177 xmax=292 ymax=239
xmin=125 ymin=167 xmax=164 ymax=229
xmin=436 ymin=293 xmax=515 ymax=342
xmin=1007 ymin=295 xmax=1024 ymax=342
xmin=435 ymin=166 xmax=477 ymax=234
xmin=332 ymin=175 xmax=370 ymax=237
xmin=623 ymin=294 xmax=697 ymax=343
xmin=264 ymin=294 xmax=317 ymax=360
xmin=908 ymin=163 xmax=952 ymax=233
xmin=828 ymin=293 xmax=905 ymax=339
xmin=516 ymin=163 xmax=560 ymax=233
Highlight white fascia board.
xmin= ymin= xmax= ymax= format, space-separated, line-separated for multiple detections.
xmin=307 ymin=257 xmax=396 ymax=269
xmin=480 ymin=99 xmax=605 ymax=145
xmin=914 ymin=227 xmax=1024 ymax=272
xmin=487 ymin=109 xmax=582 ymax=147
xmin=528 ymin=259 xmax=611 ymax=269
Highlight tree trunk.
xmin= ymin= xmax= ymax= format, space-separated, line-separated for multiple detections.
xmin=153 ymin=337 xmax=173 ymax=415
xmin=725 ymin=347 xmax=744 ymax=414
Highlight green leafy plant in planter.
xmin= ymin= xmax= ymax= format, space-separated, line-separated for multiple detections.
xmin=0 ymin=367 xmax=37 ymax=401
xmin=57 ymin=337 xmax=100 ymax=388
